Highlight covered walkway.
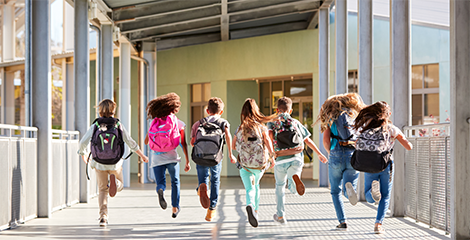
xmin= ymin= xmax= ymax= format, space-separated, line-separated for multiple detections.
xmin=0 ymin=175 xmax=448 ymax=240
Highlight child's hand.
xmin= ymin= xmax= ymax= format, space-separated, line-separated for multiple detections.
xmin=318 ymin=154 xmax=328 ymax=164
xmin=269 ymin=159 xmax=275 ymax=169
xmin=184 ymin=162 xmax=191 ymax=172
xmin=230 ymin=154 xmax=237 ymax=164
xmin=141 ymin=156 xmax=149 ymax=163
xmin=81 ymin=155 xmax=87 ymax=164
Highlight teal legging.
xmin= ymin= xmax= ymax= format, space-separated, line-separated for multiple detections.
xmin=239 ymin=168 xmax=265 ymax=211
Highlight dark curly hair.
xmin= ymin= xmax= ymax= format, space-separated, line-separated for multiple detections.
xmin=353 ymin=101 xmax=391 ymax=133
xmin=146 ymin=92 xmax=181 ymax=119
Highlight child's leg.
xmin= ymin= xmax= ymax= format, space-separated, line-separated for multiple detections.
xmin=253 ymin=169 xmax=264 ymax=211
xmin=167 ymin=162 xmax=181 ymax=209
xmin=274 ymin=162 xmax=289 ymax=217
xmin=376 ymin=163 xmax=394 ymax=224
xmin=196 ymin=165 xmax=210 ymax=189
xmin=364 ymin=172 xmax=379 ymax=203
xmin=286 ymin=160 xmax=303 ymax=193
xmin=109 ymin=167 xmax=124 ymax=192
xmin=342 ymin=155 xmax=359 ymax=199
xmin=95 ymin=169 xmax=110 ymax=219
xmin=208 ymin=163 xmax=223 ymax=209
xmin=152 ymin=165 xmax=168 ymax=192
xmin=240 ymin=168 xmax=256 ymax=208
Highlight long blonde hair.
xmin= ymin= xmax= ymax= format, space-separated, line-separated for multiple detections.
xmin=315 ymin=93 xmax=366 ymax=133
xmin=239 ymin=98 xmax=277 ymax=140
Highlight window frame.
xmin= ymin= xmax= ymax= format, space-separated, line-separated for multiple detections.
xmin=411 ymin=63 xmax=440 ymax=125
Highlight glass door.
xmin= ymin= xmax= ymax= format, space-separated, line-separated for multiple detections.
xmin=291 ymin=97 xmax=313 ymax=164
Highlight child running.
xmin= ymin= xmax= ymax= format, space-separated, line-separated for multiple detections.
xmin=315 ymin=93 xmax=365 ymax=230
xmin=232 ymin=98 xmax=276 ymax=228
xmin=78 ymin=99 xmax=149 ymax=227
xmin=145 ymin=93 xmax=191 ymax=218
xmin=269 ymin=97 xmax=328 ymax=225
xmin=353 ymin=101 xmax=413 ymax=234
xmin=191 ymin=97 xmax=236 ymax=221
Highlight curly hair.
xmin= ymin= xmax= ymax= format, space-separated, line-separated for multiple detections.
xmin=146 ymin=92 xmax=181 ymax=119
xmin=239 ymin=98 xmax=277 ymax=140
xmin=353 ymin=101 xmax=391 ymax=133
xmin=314 ymin=93 xmax=366 ymax=133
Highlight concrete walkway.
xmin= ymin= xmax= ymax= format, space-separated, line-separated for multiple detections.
xmin=0 ymin=175 xmax=449 ymax=240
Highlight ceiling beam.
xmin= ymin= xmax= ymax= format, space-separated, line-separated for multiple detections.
xmin=156 ymin=33 xmax=221 ymax=51
xmin=221 ymin=0 xmax=229 ymax=41
xmin=129 ymin=25 xmax=221 ymax=42
xmin=230 ymin=21 xmax=308 ymax=40
xmin=123 ymin=15 xmax=221 ymax=35
xmin=307 ymin=0 xmax=335 ymax=29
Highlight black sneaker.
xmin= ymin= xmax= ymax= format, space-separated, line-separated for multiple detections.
xmin=99 ymin=218 xmax=108 ymax=227
xmin=157 ymin=189 xmax=167 ymax=210
xmin=246 ymin=205 xmax=258 ymax=228
xmin=172 ymin=208 xmax=180 ymax=218
xmin=336 ymin=222 xmax=347 ymax=231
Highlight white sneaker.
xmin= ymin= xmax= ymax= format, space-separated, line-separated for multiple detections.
xmin=345 ymin=182 xmax=358 ymax=206
xmin=273 ymin=214 xmax=286 ymax=225
xmin=371 ymin=180 xmax=381 ymax=203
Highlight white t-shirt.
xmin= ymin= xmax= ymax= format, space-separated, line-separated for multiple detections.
xmin=149 ymin=119 xmax=186 ymax=168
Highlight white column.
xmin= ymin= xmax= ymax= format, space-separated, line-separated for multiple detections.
xmin=3 ymin=2 xmax=16 ymax=61
xmin=74 ymin=0 xmax=90 ymax=203
xmin=141 ymin=42 xmax=156 ymax=183
xmin=4 ymin=72 xmax=15 ymax=124
xmin=335 ymin=0 xmax=348 ymax=94
xmin=101 ymin=24 xmax=114 ymax=100
xmin=32 ymin=0 xmax=52 ymax=217
xmin=62 ymin=0 xmax=74 ymax=52
xmin=390 ymin=0 xmax=410 ymax=217
xmin=119 ymin=41 xmax=131 ymax=188
xmin=318 ymin=7 xmax=330 ymax=187
xmin=65 ymin=62 xmax=74 ymax=130
xmin=358 ymin=0 xmax=373 ymax=104
xmin=450 ymin=0 xmax=470 ymax=238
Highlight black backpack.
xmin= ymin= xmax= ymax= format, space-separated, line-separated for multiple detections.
xmin=350 ymin=126 xmax=393 ymax=173
xmin=191 ymin=118 xmax=226 ymax=166
xmin=90 ymin=117 xmax=126 ymax=165
xmin=274 ymin=115 xmax=302 ymax=150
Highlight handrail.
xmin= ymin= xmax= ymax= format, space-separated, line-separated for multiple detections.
xmin=0 ymin=124 xmax=38 ymax=131
xmin=51 ymin=129 xmax=80 ymax=140
xmin=404 ymin=123 xmax=450 ymax=138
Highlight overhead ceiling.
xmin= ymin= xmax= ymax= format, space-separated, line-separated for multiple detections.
xmin=101 ymin=0 xmax=327 ymax=51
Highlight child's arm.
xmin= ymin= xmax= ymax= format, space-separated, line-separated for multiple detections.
xmin=304 ymin=137 xmax=328 ymax=164
xmin=144 ymin=134 xmax=149 ymax=145
xmin=323 ymin=128 xmax=331 ymax=155
xmin=180 ymin=128 xmax=191 ymax=172
xmin=135 ymin=149 xmax=149 ymax=163
xmin=77 ymin=125 xmax=95 ymax=164
xmin=224 ymin=127 xmax=236 ymax=164
xmin=269 ymin=130 xmax=303 ymax=157
xmin=232 ymin=134 xmax=237 ymax=163
xmin=396 ymin=134 xmax=413 ymax=150
xmin=190 ymin=137 xmax=195 ymax=147
xmin=262 ymin=130 xmax=276 ymax=168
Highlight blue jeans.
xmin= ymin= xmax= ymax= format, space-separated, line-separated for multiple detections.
xmin=364 ymin=162 xmax=394 ymax=224
xmin=328 ymin=147 xmax=359 ymax=224
xmin=274 ymin=159 xmax=303 ymax=217
xmin=196 ymin=163 xmax=222 ymax=209
xmin=240 ymin=168 xmax=264 ymax=211
xmin=152 ymin=162 xmax=180 ymax=208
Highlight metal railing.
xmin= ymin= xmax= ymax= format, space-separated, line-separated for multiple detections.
xmin=50 ymin=129 xmax=83 ymax=212
xmin=404 ymin=123 xmax=450 ymax=233
xmin=0 ymin=124 xmax=38 ymax=230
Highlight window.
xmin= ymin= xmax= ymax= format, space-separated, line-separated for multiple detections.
xmin=412 ymin=64 xmax=439 ymax=125
xmin=190 ymin=83 xmax=211 ymax=125
xmin=348 ymin=70 xmax=358 ymax=93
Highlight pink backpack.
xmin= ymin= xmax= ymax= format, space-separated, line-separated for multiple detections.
xmin=148 ymin=114 xmax=181 ymax=152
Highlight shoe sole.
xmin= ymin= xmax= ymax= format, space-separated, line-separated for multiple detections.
xmin=345 ymin=182 xmax=358 ymax=206
xmin=109 ymin=174 xmax=117 ymax=198
xmin=199 ymin=183 xmax=210 ymax=209
xmin=172 ymin=208 xmax=180 ymax=218
xmin=371 ymin=180 xmax=381 ymax=203
xmin=246 ymin=205 xmax=258 ymax=228
xmin=158 ymin=189 xmax=167 ymax=210
xmin=205 ymin=210 xmax=215 ymax=222
xmin=292 ymin=174 xmax=305 ymax=196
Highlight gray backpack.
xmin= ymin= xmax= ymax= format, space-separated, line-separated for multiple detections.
xmin=191 ymin=118 xmax=226 ymax=166
xmin=235 ymin=127 xmax=269 ymax=169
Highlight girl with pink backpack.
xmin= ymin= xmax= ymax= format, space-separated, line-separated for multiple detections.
xmin=145 ymin=93 xmax=191 ymax=218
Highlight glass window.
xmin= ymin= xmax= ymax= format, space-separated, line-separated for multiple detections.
xmin=259 ymin=82 xmax=270 ymax=116
xmin=424 ymin=64 xmax=439 ymax=88
xmin=412 ymin=64 xmax=439 ymax=125
xmin=284 ymin=79 xmax=313 ymax=97
xmin=424 ymin=93 xmax=439 ymax=124
xmin=191 ymin=83 xmax=210 ymax=125
xmin=191 ymin=84 xmax=202 ymax=102
xmin=412 ymin=65 xmax=423 ymax=89
xmin=348 ymin=71 xmax=358 ymax=93
xmin=412 ymin=94 xmax=423 ymax=125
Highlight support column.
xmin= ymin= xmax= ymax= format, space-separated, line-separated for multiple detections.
xmin=119 ymin=41 xmax=131 ymax=188
xmin=390 ymin=0 xmax=410 ymax=217
xmin=102 ymin=24 xmax=114 ymax=100
xmin=32 ymin=0 xmax=52 ymax=217
xmin=62 ymin=0 xmax=74 ymax=52
xmin=25 ymin=0 xmax=32 ymax=127
xmin=65 ymin=61 xmax=74 ymax=131
xmin=450 ymin=1 xmax=470 ymax=238
xmin=318 ymin=7 xmax=330 ymax=187
xmin=3 ymin=2 xmax=16 ymax=61
xmin=4 ymin=72 xmax=15 ymax=124
xmin=141 ymin=42 xmax=156 ymax=183
xmin=357 ymin=0 xmax=373 ymax=201
xmin=74 ymin=0 xmax=90 ymax=203
xmin=335 ymin=0 xmax=348 ymax=94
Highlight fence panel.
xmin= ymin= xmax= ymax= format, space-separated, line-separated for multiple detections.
xmin=404 ymin=123 xmax=450 ymax=233
xmin=0 ymin=138 xmax=11 ymax=230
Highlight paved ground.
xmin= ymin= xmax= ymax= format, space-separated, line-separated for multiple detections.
xmin=0 ymin=174 xmax=449 ymax=240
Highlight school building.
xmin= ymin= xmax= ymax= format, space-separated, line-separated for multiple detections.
xmin=0 ymin=0 xmax=469 ymax=239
